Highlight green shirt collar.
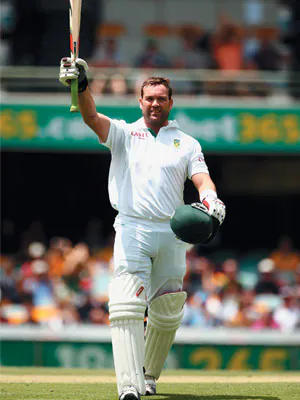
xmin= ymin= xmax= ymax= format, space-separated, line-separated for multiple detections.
xmin=148 ymin=128 xmax=157 ymax=137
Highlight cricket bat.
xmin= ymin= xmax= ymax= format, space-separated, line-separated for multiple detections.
xmin=69 ymin=0 xmax=82 ymax=113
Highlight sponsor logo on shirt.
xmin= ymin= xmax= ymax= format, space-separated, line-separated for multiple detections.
xmin=197 ymin=156 xmax=205 ymax=162
xmin=173 ymin=139 xmax=180 ymax=148
xmin=130 ymin=131 xmax=149 ymax=139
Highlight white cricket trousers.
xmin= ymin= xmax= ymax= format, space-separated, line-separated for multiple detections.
xmin=113 ymin=214 xmax=189 ymax=302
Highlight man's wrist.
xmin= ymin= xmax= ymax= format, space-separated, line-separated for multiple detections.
xmin=78 ymin=77 xmax=88 ymax=92
xmin=200 ymin=189 xmax=217 ymax=202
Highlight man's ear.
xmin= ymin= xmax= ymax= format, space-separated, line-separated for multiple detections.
xmin=139 ymin=98 xmax=143 ymax=110
xmin=170 ymin=98 xmax=173 ymax=109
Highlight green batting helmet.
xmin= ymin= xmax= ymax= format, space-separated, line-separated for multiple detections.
xmin=170 ymin=203 xmax=217 ymax=245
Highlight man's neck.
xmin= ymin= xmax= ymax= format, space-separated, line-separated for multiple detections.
xmin=144 ymin=120 xmax=169 ymax=135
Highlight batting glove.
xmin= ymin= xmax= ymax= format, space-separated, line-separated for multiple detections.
xmin=59 ymin=57 xmax=88 ymax=92
xmin=200 ymin=190 xmax=226 ymax=226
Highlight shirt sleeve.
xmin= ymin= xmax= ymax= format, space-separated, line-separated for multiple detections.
xmin=102 ymin=118 xmax=128 ymax=153
xmin=187 ymin=140 xmax=209 ymax=179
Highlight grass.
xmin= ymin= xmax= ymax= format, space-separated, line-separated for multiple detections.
xmin=0 ymin=368 xmax=299 ymax=400
xmin=1 ymin=367 xmax=299 ymax=376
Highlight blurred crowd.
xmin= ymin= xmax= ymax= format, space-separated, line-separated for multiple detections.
xmin=1 ymin=1 xmax=300 ymax=98
xmin=88 ymin=17 xmax=289 ymax=98
xmin=1 ymin=233 xmax=299 ymax=332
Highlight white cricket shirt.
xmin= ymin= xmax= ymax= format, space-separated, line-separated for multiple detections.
xmin=102 ymin=117 xmax=209 ymax=221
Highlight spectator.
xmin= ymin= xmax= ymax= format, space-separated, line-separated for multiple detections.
xmin=251 ymin=304 xmax=280 ymax=330
xmin=59 ymin=301 xmax=80 ymax=325
xmin=218 ymin=258 xmax=243 ymax=291
xmin=0 ymin=256 xmax=20 ymax=303
xmin=88 ymin=254 xmax=113 ymax=304
xmin=204 ymin=292 xmax=223 ymax=326
xmin=89 ymin=305 xmax=109 ymax=325
xmin=172 ymin=26 xmax=210 ymax=95
xmin=0 ymin=255 xmax=30 ymax=325
xmin=173 ymin=27 xmax=210 ymax=70
xmin=218 ymin=279 xmax=243 ymax=324
xmin=226 ymin=289 xmax=256 ymax=327
xmin=62 ymin=243 xmax=90 ymax=304
xmin=182 ymin=292 xmax=212 ymax=327
xmin=254 ymin=258 xmax=280 ymax=295
xmin=90 ymin=72 xmax=128 ymax=96
xmin=76 ymin=294 xmax=94 ymax=322
xmin=30 ymin=259 xmax=60 ymax=325
xmin=243 ymin=27 xmax=261 ymax=67
xmin=90 ymin=72 xmax=109 ymax=95
xmin=77 ymin=294 xmax=109 ymax=325
xmin=46 ymin=237 xmax=72 ymax=279
xmin=252 ymin=37 xmax=282 ymax=71
xmin=195 ymin=29 xmax=214 ymax=67
xmin=184 ymin=255 xmax=215 ymax=295
xmin=134 ymin=38 xmax=170 ymax=69
xmin=1 ymin=302 xmax=30 ymax=325
xmin=31 ymin=260 xmax=54 ymax=306
xmin=211 ymin=21 xmax=244 ymax=96
xmin=273 ymin=286 xmax=300 ymax=331
xmin=213 ymin=25 xmax=243 ymax=72
xmin=17 ymin=221 xmax=47 ymax=262
xmin=90 ymin=37 xmax=126 ymax=68
xmin=49 ymin=236 xmax=73 ymax=256
xmin=109 ymin=74 xmax=128 ymax=94
xmin=63 ymin=242 xmax=89 ymax=276
xmin=280 ymin=0 xmax=300 ymax=98
xmin=293 ymin=264 xmax=300 ymax=297
xmin=18 ymin=242 xmax=47 ymax=297
xmin=270 ymin=236 xmax=300 ymax=272
xmin=89 ymin=35 xmax=129 ymax=96
xmin=226 ymin=302 xmax=252 ymax=328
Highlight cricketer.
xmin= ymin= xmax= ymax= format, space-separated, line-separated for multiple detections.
xmin=59 ymin=58 xmax=226 ymax=400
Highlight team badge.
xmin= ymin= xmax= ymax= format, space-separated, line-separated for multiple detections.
xmin=174 ymin=139 xmax=180 ymax=148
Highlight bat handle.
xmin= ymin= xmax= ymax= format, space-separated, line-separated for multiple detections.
xmin=70 ymin=78 xmax=79 ymax=113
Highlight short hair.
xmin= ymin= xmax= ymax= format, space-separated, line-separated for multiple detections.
xmin=140 ymin=77 xmax=173 ymax=99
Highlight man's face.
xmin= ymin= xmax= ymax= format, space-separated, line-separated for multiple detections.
xmin=139 ymin=84 xmax=173 ymax=128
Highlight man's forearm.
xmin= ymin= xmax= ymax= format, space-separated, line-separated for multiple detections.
xmin=78 ymin=87 xmax=111 ymax=142
xmin=199 ymin=180 xmax=217 ymax=197
xmin=192 ymin=173 xmax=217 ymax=199
xmin=196 ymin=175 xmax=217 ymax=199
xmin=78 ymin=87 xmax=98 ymax=125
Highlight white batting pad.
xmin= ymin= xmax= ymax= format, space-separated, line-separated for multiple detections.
xmin=144 ymin=291 xmax=187 ymax=379
xmin=108 ymin=274 xmax=147 ymax=395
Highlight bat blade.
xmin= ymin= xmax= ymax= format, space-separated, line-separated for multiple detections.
xmin=69 ymin=0 xmax=82 ymax=112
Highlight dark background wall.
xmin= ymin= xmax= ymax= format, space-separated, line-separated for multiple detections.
xmin=1 ymin=151 xmax=299 ymax=255
xmin=10 ymin=0 xmax=101 ymax=65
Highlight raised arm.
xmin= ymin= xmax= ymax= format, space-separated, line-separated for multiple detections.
xmin=78 ymin=86 xmax=110 ymax=142
xmin=59 ymin=57 xmax=110 ymax=142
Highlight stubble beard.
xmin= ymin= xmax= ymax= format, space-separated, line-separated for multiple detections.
xmin=145 ymin=109 xmax=170 ymax=129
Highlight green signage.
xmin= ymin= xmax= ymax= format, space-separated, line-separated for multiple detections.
xmin=1 ymin=341 xmax=299 ymax=370
xmin=1 ymin=104 xmax=300 ymax=152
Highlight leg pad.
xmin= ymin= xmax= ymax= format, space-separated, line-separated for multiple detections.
xmin=109 ymin=274 xmax=147 ymax=395
xmin=144 ymin=291 xmax=187 ymax=379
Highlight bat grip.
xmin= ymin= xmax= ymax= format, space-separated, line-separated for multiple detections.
xmin=70 ymin=78 xmax=79 ymax=113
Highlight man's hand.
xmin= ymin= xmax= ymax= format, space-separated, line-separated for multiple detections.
xmin=201 ymin=193 xmax=226 ymax=225
xmin=59 ymin=57 xmax=89 ymax=92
